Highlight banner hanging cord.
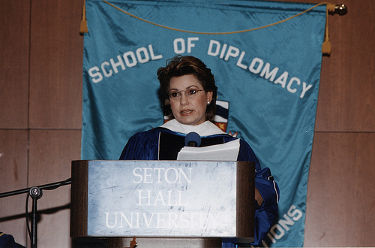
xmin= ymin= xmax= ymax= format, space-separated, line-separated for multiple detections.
xmin=81 ymin=1 xmax=347 ymax=54
xmin=322 ymin=4 xmax=333 ymax=55
xmin=80 ymin=0 xmax=88 ymax=34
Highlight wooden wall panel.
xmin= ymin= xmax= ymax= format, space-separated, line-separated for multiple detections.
xmin=315 ymin=0 xmax=375 ymax=132
xmin=304 ymin=133 xmax=375 ymax=246
xmin=29 ymin=0 xmax=83 ymax=129
xmin=0 ymin=130 xmax=28 ymax=246
xmin=29 ymin=130 xmax=81 ymax=247
xmin=0 ymin=0 xmax=30 ymax=128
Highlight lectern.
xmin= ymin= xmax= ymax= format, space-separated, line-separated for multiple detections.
xmin=71 ymin=160 xmax=254 ymax=248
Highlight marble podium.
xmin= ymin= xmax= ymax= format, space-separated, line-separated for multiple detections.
xmin=71 ymin=160 xmax=254 ymax=247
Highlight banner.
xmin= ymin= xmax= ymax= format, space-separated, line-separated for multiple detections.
xmin=81 ymin=0 xmax=326 ymax=246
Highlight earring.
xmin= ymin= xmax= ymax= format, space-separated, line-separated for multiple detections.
xmin=207 ymin=101 xmax=210 ymax=104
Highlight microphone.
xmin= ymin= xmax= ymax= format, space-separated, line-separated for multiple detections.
xmin=185 ymin=132 xmax=201 ymax=147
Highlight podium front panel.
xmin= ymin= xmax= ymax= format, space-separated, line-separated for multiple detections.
xmin=71 ymin=160 xmax=253 ymax=239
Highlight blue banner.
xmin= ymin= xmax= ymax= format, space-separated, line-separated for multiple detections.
xmin=82 ymin=0 xmax=326 ymax=246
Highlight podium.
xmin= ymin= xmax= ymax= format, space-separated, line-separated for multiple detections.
xmin=71 ymin=160 xmax=254 ymax=247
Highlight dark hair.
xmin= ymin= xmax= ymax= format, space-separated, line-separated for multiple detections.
xmin=157 ymin=56 xmax=217 ymax=121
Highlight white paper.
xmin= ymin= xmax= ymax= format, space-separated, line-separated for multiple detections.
xmin=177 ymin=139 xmax=240 ymax=161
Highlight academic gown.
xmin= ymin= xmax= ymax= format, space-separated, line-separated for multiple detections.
xmin=120 ymin=120 xmax=279 ymax=247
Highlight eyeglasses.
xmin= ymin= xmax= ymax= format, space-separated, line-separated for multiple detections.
xmin=168 ymin=88 xmax=205 ymax=100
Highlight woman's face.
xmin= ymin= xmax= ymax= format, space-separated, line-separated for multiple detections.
xmin=168 ymin=74 xmax=213 ymax=126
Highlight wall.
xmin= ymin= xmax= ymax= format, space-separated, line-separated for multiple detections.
xmin=0 ymin=0 xmax=82 ymax=246
xmin=0 ymin=0 xmax=374 ymax=247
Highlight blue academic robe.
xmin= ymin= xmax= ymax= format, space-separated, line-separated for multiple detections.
xmin=120 ymin=127 xmax=279 ymax=247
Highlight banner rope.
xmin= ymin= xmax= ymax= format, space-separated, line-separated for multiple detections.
xmin=322 ymin=4 xmax=333 ymax=55
xmin=102 ymin=0 xmax=334 ymax=35
xmin=80 ymin=0 xmax=89 ymax=34
xmin=81 ymin=1 xmax=335 ymax=54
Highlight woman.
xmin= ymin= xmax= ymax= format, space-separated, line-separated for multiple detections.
xmin=120 ymin=56 xmax=279 ymax=247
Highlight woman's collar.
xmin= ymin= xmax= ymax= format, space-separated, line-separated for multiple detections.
xmin=160 ymin=119 xmax=225 ymax=137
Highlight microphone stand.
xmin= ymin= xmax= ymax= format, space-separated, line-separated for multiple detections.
xmin=0 ymin=178 xmax=71 ymax=248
